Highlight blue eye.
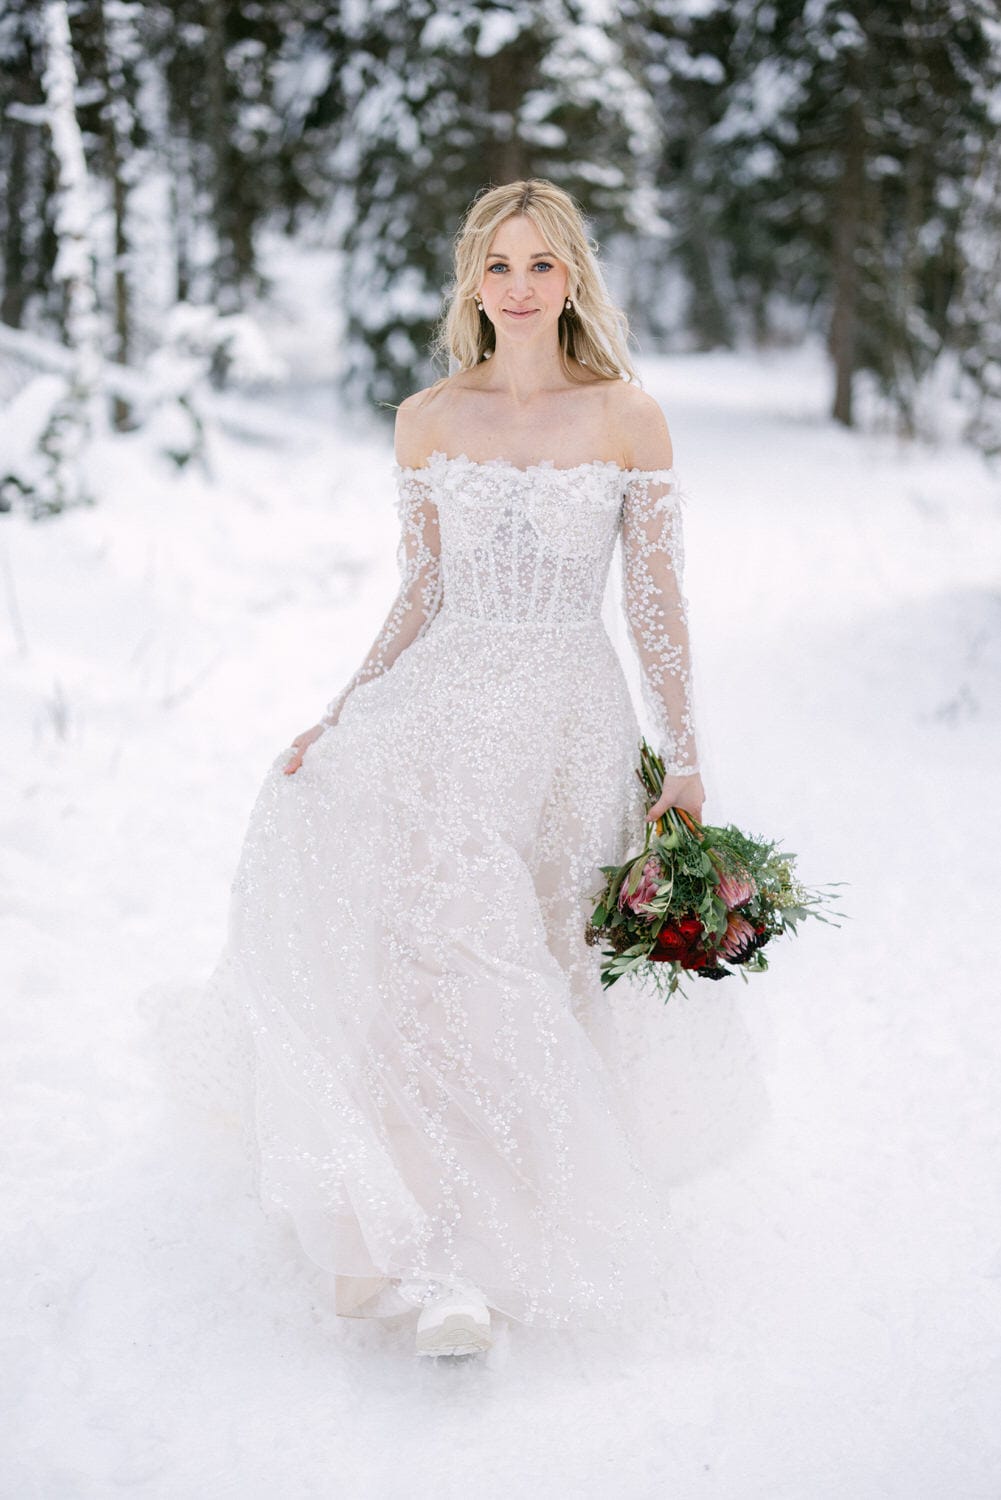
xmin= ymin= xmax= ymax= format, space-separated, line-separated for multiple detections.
xmin=485 ymin=261 xmax=554 ymax=274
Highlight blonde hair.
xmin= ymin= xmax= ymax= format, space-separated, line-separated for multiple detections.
xmin=426 ymin=179 xmax=639 ymax=392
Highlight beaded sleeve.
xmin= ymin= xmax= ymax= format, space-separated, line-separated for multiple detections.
xmin=620 ymin=468 xmax=699 ymax=777
xmin=320 ymin=467 xmax=443 ymax=728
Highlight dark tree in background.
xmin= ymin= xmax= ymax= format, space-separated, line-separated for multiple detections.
xmin=72 ymin=0 xmax=145 ymax=428
xmin=1 ymin=0 xmax=999 ymax=444
xmin=626 ymin=0 xmax=745 ymax=352
xmin=150 ymin=0 xmax=294 ymax=311
xmin=0 ymin=3 xmax=53 ymax=328
xmin=312 ymin=0 xmax=662 ymax=408
xmin=736 ymin=0 xmax=997 ymax=430
xmin=955 ymin=132 xmax=1001 ymax=456
xmin=631 ymin=0 xmax=998 ymax=429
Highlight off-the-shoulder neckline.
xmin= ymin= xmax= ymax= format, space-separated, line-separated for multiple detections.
xmin=393 ymin=449 xmax=677 ymax=480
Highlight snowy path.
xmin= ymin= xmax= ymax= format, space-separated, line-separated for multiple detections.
xmin=2 ymin=350 xmax=999 ymax=1498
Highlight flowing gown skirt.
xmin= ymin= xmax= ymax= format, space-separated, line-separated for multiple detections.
xmin=216 ymin=610 xmax=677 ymax=1329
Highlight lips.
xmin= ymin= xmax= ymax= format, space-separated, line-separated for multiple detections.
xmin=503 ymin=309 xmax=538 ymax=319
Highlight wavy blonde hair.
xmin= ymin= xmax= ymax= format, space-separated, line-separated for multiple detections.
xmin=426 ymin=179 xmax=638 ymax=391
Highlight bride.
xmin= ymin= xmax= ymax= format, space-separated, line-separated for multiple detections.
xmin=218 ymin=178 xmax=706 ymax=1358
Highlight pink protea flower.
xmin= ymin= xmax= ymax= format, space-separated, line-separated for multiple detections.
xmin=618 ymin=856 xmax=661 ymax=918
xmin=716 ymin=869 xmax=757 ymax=909
xmin=719 ymin=911 xmax=756 ymax=959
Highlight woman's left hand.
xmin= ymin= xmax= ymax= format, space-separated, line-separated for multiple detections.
xmin=646 ymin=772 xmax=705 ymax=825
xmin=283 ymin=721 xmax=326 ymax=774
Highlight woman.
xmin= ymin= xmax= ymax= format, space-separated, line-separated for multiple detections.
xmin=219 ymin=178 xmax=705 ymax=1358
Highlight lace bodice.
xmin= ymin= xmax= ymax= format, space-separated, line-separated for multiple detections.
xmin=321 ymin=450 xmax=699 ymax=776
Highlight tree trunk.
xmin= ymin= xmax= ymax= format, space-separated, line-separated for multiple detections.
xmin=205 ymin=0 xmax=242 ymax=311
xmin=683 ymin=195 xmax=732 ymax=349
xmin=2 ymin=72 xmax=33 ymax=328
xmin=41 ymin=0 xmax=103 ymax=508
xmin=93 ymin=0 xmax=136 ymax=429
xmin=163 ymin=75 xmax=192 ymax=305
xmin=484 ymin=47 xmax=534 ymax=185
xmin=830 ymin=91 xmax=865 ymax=426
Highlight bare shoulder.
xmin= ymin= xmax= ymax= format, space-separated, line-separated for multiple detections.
xmin=605 ymin=381 xmax=673 ymax=469
xmin=394 ymin=385 xmax=439 ymax=468
xmin=394 ymin=380 xmax=453 ymax=467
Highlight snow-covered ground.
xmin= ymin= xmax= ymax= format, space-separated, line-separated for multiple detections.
xmin=2 ymin=319 xmax=1000 ymax=1497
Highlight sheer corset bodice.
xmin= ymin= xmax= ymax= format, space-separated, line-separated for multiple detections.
xmin=421 ymin=451 xmax=623 ymax=628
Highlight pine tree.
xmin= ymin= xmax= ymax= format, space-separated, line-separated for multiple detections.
xmin=146 ymin=0 xmax=304 ymax=314
xmin=322 ymin=0 xmax=661 ymax=412
xmin=692 ymin=0 xmax=997 ymax=429
xmin=624 ymin=0 xmax=742 ymax=351
xmin=3 ymin=0 xmax=999 ymax=460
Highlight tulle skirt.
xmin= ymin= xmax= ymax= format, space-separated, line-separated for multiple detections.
xmin=203 ymin=611 xmax=768 ymax=1330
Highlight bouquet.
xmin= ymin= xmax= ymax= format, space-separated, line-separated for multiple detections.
xmin=586 ymin=739 xmax=840 ymax=998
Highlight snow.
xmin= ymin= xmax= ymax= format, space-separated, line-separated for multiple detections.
xmin=474 ymin=9 xmax=526 ymax=57
xmin=2 ymin=325 xmax=1000 ymax=1496
xmin=0 ymin=373 xmax=69 ymax=478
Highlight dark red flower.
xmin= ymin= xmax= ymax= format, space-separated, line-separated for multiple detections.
xmin=652 ymin=929 xmax=688 ymax=958
xmin=650 ymin=914 xmax=710 ymax=969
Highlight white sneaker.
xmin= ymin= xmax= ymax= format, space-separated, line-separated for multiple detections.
xmin=414 ymin=1281 xmax=492 ymax=1357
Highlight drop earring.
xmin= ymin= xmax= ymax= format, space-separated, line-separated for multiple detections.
xmin=565 ymin=297 xmax=573 ymax=311
xmin=475 ymin=297 xmax=484 ymax=311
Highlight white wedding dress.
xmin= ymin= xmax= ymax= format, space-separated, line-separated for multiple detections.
xmin=212 ymin=448 xmax=703 ymax=1331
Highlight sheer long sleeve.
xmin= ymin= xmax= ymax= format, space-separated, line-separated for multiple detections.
xmin=620 ymin=467 xmax=699 ymax=777
xmin=320 ymin=466 xmax=443 ymax=728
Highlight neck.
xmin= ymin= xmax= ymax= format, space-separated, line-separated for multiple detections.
xmin=481 ymin=334 xmax=569 ymax=402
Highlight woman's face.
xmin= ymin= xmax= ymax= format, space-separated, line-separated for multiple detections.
xmin=477 ymin=214 xmax=569 ymax=343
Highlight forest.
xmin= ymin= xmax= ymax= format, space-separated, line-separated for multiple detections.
xmin=4 ymin=7 xmax=1001 ymax=1494
xmin=1 ymin=0 xmax=999 ymax=518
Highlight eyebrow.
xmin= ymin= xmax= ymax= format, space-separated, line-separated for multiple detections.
xmin=485 ymin=250 xmax=555 ymax=260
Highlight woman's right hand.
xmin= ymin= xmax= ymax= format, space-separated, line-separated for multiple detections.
xmin=282 ymin=722 xmax=326 ymax=775
xmin=646 ymin=771 xmax=705 ymax=825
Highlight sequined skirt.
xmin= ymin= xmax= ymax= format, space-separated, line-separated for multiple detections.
xmin=217 ymin=611 xmax=677 ymax=1330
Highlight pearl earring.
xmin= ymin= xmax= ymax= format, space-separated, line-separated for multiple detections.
xmin=565 ymin=297 xmax=573 ymax=311
xmin=475 ymin=297 xmax=484 ymax=311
